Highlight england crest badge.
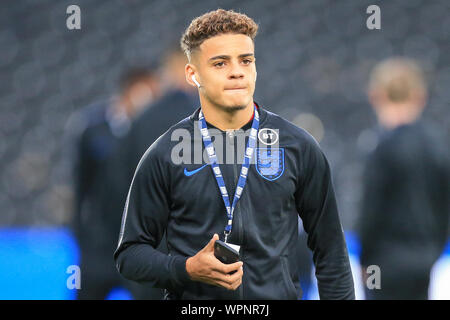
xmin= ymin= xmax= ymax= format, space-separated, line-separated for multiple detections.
xmin=255 ymin=148 xmax=285 ymax=181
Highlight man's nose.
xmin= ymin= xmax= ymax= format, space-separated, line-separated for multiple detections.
xmin=228 ymin=63 xmax=245 ymax=80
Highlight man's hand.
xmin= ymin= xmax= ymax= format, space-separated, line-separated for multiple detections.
xmin=186 ymin=234 xmax=243 ymax=290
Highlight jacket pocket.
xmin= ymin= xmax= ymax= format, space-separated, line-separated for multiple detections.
xmin=281 ymin=256 xmax=298 ymax=299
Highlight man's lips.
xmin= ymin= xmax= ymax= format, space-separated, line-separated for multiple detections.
xmin=225 ymin=87 xmax=247 ymax=90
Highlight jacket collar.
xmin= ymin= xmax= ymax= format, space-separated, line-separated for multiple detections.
xmin=189 ymin=101 xmax=268 ymax=132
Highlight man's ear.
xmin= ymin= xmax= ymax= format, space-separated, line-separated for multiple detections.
xmin=413 ymin=89 xmax=427 ymax=112
xmin=185 ymin=64 xmax=198 ymax=88
xmin=368 ymin=88 xmax=384 ymax=112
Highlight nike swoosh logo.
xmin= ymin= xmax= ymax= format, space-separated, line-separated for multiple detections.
xmin=184 ymin=164 xmax=208 ymax=176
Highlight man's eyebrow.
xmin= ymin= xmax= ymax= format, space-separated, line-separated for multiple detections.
xmin=208 ymin=53 xmax=255 ymax=61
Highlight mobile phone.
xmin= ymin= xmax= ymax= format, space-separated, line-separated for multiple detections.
xmin=214 ymin=240 xmax=240 ymax=264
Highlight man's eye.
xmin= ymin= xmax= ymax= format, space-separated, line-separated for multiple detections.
xmin=214 ymin=62 xmax=224 ymax=67
xmin=242 ymin=59 xmax=252 ymax=65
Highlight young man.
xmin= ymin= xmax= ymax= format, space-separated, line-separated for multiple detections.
xmin=114 ymin=9 xmax=355 ymax=300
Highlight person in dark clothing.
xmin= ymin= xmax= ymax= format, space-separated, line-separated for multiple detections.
xmin=70 ymin=67 xmax=161 ymax=300
xmin=116 ymin=88 xmax=199 ymax=190
xmin=105 ymin=49 xmax=199 ymax=299
xmin=114 ymin=9 xmax=355 ymax=300
xmin=358 ymin=58 xmax=450 ymax=300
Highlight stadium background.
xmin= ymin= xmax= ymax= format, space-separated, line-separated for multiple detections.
xmin=0 ymin=0 xmax=449 ymax=299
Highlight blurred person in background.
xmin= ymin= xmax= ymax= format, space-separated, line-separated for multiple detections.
xmin=358 ymin=58 xmax=450 ymax=300
xmin=71 ymin=66 xmax=161 ymax=300
xmin=104 ymin=46 xmax=199 ymax=299
xmin=113 ymin=46 xmax=199 ymax=182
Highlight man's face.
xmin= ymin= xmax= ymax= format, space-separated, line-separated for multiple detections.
xmin=189 ymin=33 xmax=256 ymax=111
xmin=125 ymin=76 xmax=159 ymax=118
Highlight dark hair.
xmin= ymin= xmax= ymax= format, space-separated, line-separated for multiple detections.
xmin=119 ymin=67 xmax=157 ymax=91
xmin=180 ymin=9 xmax=258 ymax=60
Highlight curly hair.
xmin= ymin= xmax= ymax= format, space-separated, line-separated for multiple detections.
xmin=180 ymin=9 xmax=259 ymax=60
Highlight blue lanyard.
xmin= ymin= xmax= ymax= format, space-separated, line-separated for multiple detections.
xmin=198 ymin=105 xmax=259 ymax=242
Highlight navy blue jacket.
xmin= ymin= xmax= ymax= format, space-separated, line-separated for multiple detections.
xmin=114 ymin=104 xmax=355 ymax=299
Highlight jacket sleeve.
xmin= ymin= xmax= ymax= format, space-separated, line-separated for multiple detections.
xmin=295 ymin=137 xmax=355 ymax=300
xmin=113 ymin=142 xmax=191 ymax=292
xmin=72 ymin=128 xmax=96 ymax=245
xmin=357 ymin=147 xmax=388 ymax=268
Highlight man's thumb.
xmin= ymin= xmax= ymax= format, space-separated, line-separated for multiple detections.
xmin=205 ymin=233 xmax=219 ymax=251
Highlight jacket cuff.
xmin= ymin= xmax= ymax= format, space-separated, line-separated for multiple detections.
xmin=172 ymin=255 xmax=191 ymax=286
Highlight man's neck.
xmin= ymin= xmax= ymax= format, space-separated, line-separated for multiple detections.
xmin=199 ymin=99 xmax=254 ymax=131
xmin=377 ymin=103 xmax=422 ymax=130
